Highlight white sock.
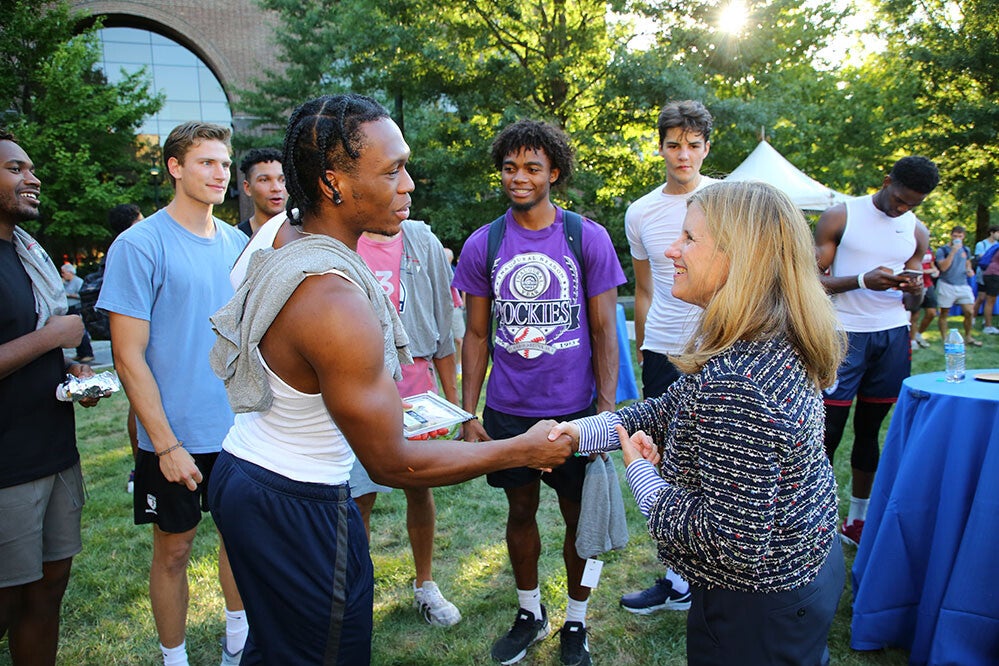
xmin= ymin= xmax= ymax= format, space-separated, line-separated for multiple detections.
xmin=564 ymin=596 xmax=588 ymax=626
xmin=847 ymin=496 xmax=870 ymax=524
xmin=516 ymin=588 xmax=542 ymax=621
xmin=225 ymin=607 xmax=249 ymax=653
xmin=160 ymin=641 xmax=188 ymax=666
xmin=664 ymin=568 xmax=689 ymax=595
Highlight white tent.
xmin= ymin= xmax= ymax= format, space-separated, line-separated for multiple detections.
xmin=724 ymin=141 xmax=852 ymax=211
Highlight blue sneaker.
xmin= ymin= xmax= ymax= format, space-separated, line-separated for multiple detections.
xmin=619 ymin=577 xmax=691 ymax=614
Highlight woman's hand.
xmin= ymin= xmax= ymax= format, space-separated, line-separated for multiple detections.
xmin=547 ymin=421 xmax=580 ymax=451
xmin=615 ymin=424 xmax=659 ymax=467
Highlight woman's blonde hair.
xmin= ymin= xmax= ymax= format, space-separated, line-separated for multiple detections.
xmin=670 ymin=181 xmax=845 ymax=388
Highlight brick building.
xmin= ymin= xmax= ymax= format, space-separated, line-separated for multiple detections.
xmin=69 ymin=0 xmax=286 ymax=218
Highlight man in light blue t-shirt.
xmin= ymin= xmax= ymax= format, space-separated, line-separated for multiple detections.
xmin=98 ymin=122 xmax=248 ymax=666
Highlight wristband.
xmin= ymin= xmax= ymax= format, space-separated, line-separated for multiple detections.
xmin=156 ymin=441 xmax=185 ymax=458
xmin=857 ymin=273 xmax=867 ymax=290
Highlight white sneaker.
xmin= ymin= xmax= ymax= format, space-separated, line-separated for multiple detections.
xmin=984 ymin=326 xmax=999 ymax=335
xmin=914 ymin=333 xmax=930 ymax=348
xmin=911 ymin=340 xmax=920 ymax=351
xmin=414 ymin=580 xmax=462 ymax=627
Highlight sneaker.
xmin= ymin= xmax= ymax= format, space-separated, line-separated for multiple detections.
xmin=219 ymin=637 xmax=242 ymax=666
xmin=558 ymin=621 xmax=591 ymax=666
xmin=619 ymin=577 xmax=691 ymax=614
xmin=916 ymin=336 xmax=931 ymax=348
xmin=126 ymin=469 xmax=134 ymax=494
xmin=910 ymin=339 xmax=920 ymax=351
xmin=984 ymin=326 xmax=999 ymax=335
xmin=839 ymin=518 xmax=864 ymax=547
xmin=490 ymin=605 xmax=549 ymax=665
xmin=413 ymin=580 xmax=461 ymax=627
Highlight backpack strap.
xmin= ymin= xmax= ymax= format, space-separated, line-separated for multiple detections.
xmin=561 ymin=209 xmax=585 ymax=297
xmin=485 ymin=215 xmax=506 ymax=353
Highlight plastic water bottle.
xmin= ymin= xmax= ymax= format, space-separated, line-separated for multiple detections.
xmin=944 ymin=329 xmax=965 ymax=382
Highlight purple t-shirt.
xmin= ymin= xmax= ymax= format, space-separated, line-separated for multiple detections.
xmin=453 ymin=207 xmax=626 ymax=417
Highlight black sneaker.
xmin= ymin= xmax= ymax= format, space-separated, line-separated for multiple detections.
xmin=490 ymin=605 xmax=549 ymax=665
xmin=558 ymin=621 xmax=591 ymax=666
xmin=619 ymin=577 xmax=691 ymax=614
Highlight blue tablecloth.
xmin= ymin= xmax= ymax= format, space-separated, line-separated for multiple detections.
xmin=851 ymin=370 xmax=999 ymax=665
xmin=615 ymin=304 xmax=640 ymax=403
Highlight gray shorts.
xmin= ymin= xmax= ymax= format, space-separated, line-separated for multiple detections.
xmin=0 ymin=463 xmax=85 ymax=587
xmin=348 ymin=458 xmax=392 ymax=499
xmin=451 ymin=306 xmax=466 ymax=341
xmin=936 ymin=280 xmax=975 ymax=308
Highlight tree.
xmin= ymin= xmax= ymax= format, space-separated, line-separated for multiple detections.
xmin=0 ymin=0 xmax=162 ymax=259
xmin=873 ymin=0 xmax=999 ymax=242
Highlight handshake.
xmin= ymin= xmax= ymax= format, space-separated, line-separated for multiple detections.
xmin=512 ymin=419 xmax=661 ymax=471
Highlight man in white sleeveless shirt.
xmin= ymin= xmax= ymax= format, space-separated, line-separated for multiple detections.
xmin=815 ymin=156 xmax=939 ymax=548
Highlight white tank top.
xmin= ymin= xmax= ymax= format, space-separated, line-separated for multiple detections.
xmin=830 ymin=195 xmax=915 ymax=332
xmin=221 ymin=347 xmax=355 ymax=484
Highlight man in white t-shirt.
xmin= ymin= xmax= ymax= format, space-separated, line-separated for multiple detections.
xmin=620 ymin=100 xmax=717 ymax=616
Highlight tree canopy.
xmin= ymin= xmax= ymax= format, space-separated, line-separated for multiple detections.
xmin=0 ymin=0 xmax=162 ymax=261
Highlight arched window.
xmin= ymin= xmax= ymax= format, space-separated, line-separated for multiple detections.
xmin=97 ymin=27 xmax=232 ymax=142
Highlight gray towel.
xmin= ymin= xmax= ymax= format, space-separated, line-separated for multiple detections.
xmin=209 ymin=234 xmax=411 ymax=413
xmin=576 ymin=454 xmax=630 ymax=559
xmin=13 ymin=226 xmax=67 ymax=328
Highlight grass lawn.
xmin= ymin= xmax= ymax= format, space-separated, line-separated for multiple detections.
xmin=2 ymin=316 xmax=996 ymax=665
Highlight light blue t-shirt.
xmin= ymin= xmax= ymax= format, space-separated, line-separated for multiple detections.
xmin=98 ymin=209 xmax=247 ymax=453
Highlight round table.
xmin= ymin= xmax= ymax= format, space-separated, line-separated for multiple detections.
xmin=850 ymin=370 xmax=999 ymax=665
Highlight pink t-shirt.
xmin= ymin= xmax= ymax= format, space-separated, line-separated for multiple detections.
xmin=356 ymin=233 xmax=435 ymax=398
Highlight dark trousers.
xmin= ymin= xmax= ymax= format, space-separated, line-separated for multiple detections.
xmin=67 ymin=304 xmax=93 ymax=358
xmin=686 ymin=542 xmax=844 ymax=666
xmin=642 ymin=349 xmax=682 ymax=400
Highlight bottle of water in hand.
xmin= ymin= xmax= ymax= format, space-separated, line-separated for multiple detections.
xmin=944 ymin=329 xmax=965 ymax=382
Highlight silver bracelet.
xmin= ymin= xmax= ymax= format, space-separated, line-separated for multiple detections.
xmin=857 ymin=273 xmax=867 ymax=290
xmin=156 ymin=441 xmax=185 ymax=458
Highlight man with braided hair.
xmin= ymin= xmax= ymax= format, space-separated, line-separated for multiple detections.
xmin=454 ymin=120 xmax=625 ymax=666
xmin=206 ymin=94 xmax=572 ymax=665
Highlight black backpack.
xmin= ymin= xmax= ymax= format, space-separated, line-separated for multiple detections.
xmin=79 ymin=268 xmax=110 ymax=340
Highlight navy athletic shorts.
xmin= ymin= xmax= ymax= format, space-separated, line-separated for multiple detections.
xmin=823 ymin=326 xmax=910 ymax=407
xmin=208 ymin=451 xmax=374 ymax=665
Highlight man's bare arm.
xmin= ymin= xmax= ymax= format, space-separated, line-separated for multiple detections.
xmin=901 ymin=223 xmax=931 ymax=309
xmin=631 ymin=257 xmax=652 ymax=366
xmin=110 ymin=313 xmax=201 ymax=490
xmin=588 ymin=287 xmax=619 ymax=413
xmin=431 ymin=353 xmax=459 ymax=405
xmin=0 ymin=314 xmax=83 ymax=380
xmin=815 ymin=204 xmax=906 ymax=293
xmin=276 ymin=276 xmax=570 ymax=487
xmin=459 ymin=294 xmax=491 ymax=442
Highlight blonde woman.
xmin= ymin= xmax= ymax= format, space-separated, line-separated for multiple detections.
xmin=552 ymin=181 xmax=846 ymax=665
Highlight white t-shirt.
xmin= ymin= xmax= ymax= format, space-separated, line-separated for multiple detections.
xmin=229 ymin=213 xmax=287 ymax=288
xmin=625 ymin=177 xmax=718 ymax=355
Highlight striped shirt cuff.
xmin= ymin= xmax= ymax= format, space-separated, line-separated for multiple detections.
xmin=625 ymin=460 xmax=665 ymax=518
xmin=576 ymin=412 xmax=622 ymax=455
xmin=576 ymin=411 xmax=665 ymax=516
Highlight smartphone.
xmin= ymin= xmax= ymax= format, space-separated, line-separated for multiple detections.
xmin=896 ymin=269 xmax=922 ymax=279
